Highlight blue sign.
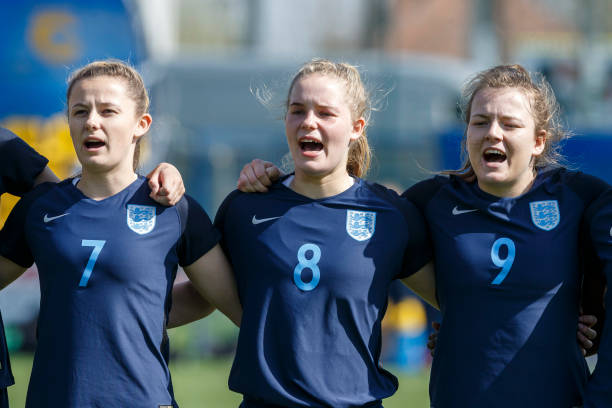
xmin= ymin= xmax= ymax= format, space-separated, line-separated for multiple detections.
xmin=0 ymin=0 xmax=145 ymax=117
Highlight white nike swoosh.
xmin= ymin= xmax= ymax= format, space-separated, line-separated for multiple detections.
xmin=609 ymin=225 xmax=612 ymax=237
xmin=252 ymin=215 xmax=281 ymax=225
xmin=43 ymin=213 xmax=70 ymax=223
xmin=452 ymin=206 xmax=478 ymax=216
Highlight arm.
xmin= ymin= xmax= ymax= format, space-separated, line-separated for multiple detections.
xmin=33 ymin=166 xmax=59 ymax=186
xmin=401 ymin=261 xmax=438 ymax=309
xmin=0 ymin=256 xmax=27 ymax=290
xmin=183 ymin=244 xmax=242 ymax=326
xmin=237 ymin=159 xmax=282 ymax=193
xmin=167 ymin=280 xmax=215 ymax=328
xmin=147 ymin=162 xmax=186 ymax=206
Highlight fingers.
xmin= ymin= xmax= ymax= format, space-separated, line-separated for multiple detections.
xmin=147 ymin=167 xmax=161 ymax=196
xmin=578 ymin=322 xmax=597 ymax=341
xmin=427 ymin=321 xmax=441 ymax=357
xmin=578 ymin=331 xmax=593 ymax=355
xmin=237 ymin=159 xmax=276 ymax=193
xmin=579 ymin=314 xmax=597 ymax=328
xmin=148 ymin=162 xmax=186 ymax=206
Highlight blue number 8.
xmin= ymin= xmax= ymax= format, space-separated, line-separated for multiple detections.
xmin=293 ymin=243 xmax=321 ymax=291
xmin=490 ymin=237 xmax=515 ymax=285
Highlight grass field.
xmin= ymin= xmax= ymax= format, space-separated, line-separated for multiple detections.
xmin=7 ymin=353 xmax=430 ymax=407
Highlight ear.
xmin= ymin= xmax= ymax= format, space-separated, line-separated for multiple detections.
xmin=349 ymin=117 xmax=365 ymax=142
xmin=533 ymin=129 xmax=546 ymax=156
xmin=133 ymin=113 xmax=153 ymax=142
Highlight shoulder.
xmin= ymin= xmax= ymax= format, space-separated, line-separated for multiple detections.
xmin=361 ymin=180 xmax=424 ymax=225
xmin=551 ymin=168 xmax=611 ymax=204
xmin=401 ymin=175 xmax=451 ymax=211
xmin=0 ymin=127 xmax=18 ymax=144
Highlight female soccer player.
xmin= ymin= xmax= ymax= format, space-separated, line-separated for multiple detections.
xmin=0 ymin=127 xmax=186 ymax=407
xmin=0 ymin=60 xmax=241 ymax=408
xmin=238 ymin=64 xmax=609 ymax=407
xmin=215 ymin=59 xmax=435 ymax=407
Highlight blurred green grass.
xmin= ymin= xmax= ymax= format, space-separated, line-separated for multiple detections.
xmin=7 ymin=353 xmax=430 ymax=407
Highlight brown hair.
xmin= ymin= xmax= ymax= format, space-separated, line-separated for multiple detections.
xmin=66 ymin=59 xmax=150 ymax=170
xmin=286 ymin=58 xmax=372 ymax=178
xmin=446 ymin=64 xmax=567 ymax=179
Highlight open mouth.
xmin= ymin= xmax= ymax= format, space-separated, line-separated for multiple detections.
xmin=84 ymin=138 xmax=106 ymax=149
xmin=299 ymin=138 xmax=323 ymax=152
xmin=483 ymin=148 xmax=506 ymax=163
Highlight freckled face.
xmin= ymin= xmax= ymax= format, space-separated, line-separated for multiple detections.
xmin=285 ymin=74 xmax=363 ymax=179
xmin=68 ymin=76 xmax=150 ymax=174
xmin=467 ymin=87 xmax=546 ymax=197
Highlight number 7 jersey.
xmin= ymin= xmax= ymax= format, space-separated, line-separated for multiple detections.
xmin=0 ymin=177 xmax=219 ymax=408
xmin=404 ymin=168 xmax=609 ymax=408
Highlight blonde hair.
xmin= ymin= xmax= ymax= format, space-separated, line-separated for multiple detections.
xmin=446 ymin=64 xmax=568 ymax=179
xmin=287 ymin=58 xmax=372 ymax=178
xmin=66 ymin=60 xmax=150 ymax=170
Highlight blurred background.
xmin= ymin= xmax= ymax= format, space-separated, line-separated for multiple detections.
xmin=1 ymin=0 xmax=612 ymax=406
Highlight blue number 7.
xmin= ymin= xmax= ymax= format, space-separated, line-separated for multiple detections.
xmin=80 ymin=240 xmax=106 ymax=287
xmin=490 ymin=237 xmax=515 ymax=285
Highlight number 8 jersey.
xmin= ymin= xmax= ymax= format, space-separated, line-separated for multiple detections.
xmin=404 ymin=168 xmax=609 ymax=408
xmin=215 ymin=177 xmax=431 ymax=408
xmin=0 ymin=177 xmax=219 ymax=408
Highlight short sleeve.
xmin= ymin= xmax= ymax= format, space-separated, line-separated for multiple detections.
xmin=397 ymin=199 xmax=433 ymax=279
xmin=0 ymin=183 xmax=55 ymax=267
xmin=175 ymin=195 xmax=221 ymax=267
xmin=401 ymin=176 xmax=446 ymax=212
xmin=365 ymin=181 xmax=433 ymax=279
xmin=584 ymin=190 xmax=612 ymax=262
xmin=0 ymin=128 xmax=49 ymax=196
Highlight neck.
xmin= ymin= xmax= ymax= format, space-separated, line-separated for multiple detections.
xmin=478 ymin=169 xmax=537 ymax=198
xmin=290 ymin=169 xmax=355 ymax=199
xmin=77 ymin=165 xmax=138 ymax=200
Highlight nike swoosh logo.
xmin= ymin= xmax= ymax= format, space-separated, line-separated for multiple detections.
xmin=43 ymin=213 xmax=70 ymax=223
xmin=610 ymin=225 xmax=612 ymax=237
xmin=452 ymin=206 xmax=478 ymax=216
xmin=252 ymin=215 xmax=281 ymax=225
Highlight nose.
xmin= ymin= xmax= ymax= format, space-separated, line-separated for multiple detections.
xmin=300 ymin=110 xmax=317 ymax=130
xmin=85 ymin=111 xmax=100 ymax=130
xmin=486 ymin=120 xmax=503 ymax=142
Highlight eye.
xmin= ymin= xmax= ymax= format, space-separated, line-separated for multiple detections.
xmin=71 ymin=108 xmax=87 ymax=116
xmin=102 ymin=108 xmax=118 ymax=115
xmin=470 ymin=119 xmax=487 ymax=126
xmin=289 ymin=107 xmax=304 ymax=115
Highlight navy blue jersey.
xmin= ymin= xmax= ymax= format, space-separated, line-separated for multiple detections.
xmin=0 ymin=127 xmax=48 ymax=396
xmin=0 ymin=176 xmax=219 ymax=408
xmin=583 ymin=189 xmax=612 ymax=408
xmin=216 ymin=177 xmax=431 ymax=408
xmin=403 ymin=168 xmax=609 ymax=408
xmin=0 ymin=127 xmax=48 ymax=197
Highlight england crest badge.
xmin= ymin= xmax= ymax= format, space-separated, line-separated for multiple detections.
xmin=346 ymin=210 xmax=376 ymax=241
xmin=127 ymin=204 xmax=156 ymax=235
xmin=529 ymin=200 xmax=560 ymax=231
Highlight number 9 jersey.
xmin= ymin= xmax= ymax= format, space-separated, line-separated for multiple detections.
xmin=215 ymin=176 xmax=432 ymax=408
xmin=404 ymin=168 xmax=610 ymax=408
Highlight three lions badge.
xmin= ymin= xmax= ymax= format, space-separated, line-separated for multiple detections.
xmin=529 ymin=200 xmax=560 ymax=231
xmin=346 ymin=210 xmax=376 ymax=241
xmin=127 ymin=205 xmax=156 ymax=235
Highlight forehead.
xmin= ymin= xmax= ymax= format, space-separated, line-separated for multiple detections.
xmin=471 ymin=86 xmax=534 ymax=119
xmin=69 ymin=76 xmax=130 ymax=103
xmin=289 ymin=74 xmax=347 ymax=105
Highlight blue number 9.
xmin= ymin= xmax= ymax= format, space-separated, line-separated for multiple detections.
xmin=490 ymin=237 xmax=515 ymax=285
